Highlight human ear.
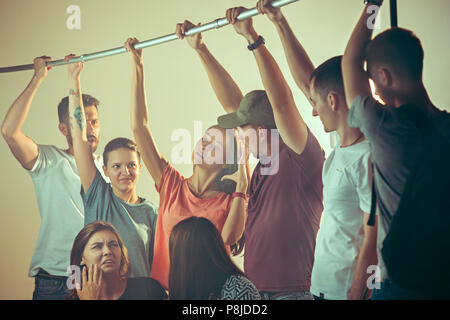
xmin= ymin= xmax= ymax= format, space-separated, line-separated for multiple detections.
xmin=327 ymin=93 xmax=339 ymax=112
xmin=102 ymin=165 xmax=109 ymax=178
xmin=379 ymin=68 xmax=393 ymax=87
xmin=58 ymin=122 xmax=68 ymax=137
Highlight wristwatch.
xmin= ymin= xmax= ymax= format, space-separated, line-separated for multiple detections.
xmin=364 ymin=0 xmax=383 ymax=5
xmin=247 ymin=36 xmax=265 ymax=51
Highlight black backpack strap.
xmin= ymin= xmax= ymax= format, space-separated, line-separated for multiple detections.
xmin=367 ymin=162 xmax=376 ymax=227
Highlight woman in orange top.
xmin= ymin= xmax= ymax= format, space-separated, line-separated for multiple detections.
xmin=124 ymin=38 xmax=248 ymax=289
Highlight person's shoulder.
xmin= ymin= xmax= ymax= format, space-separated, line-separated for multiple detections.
xmin=284 ymin=127 xmax=323 ymax=156
xmin=139 ymin=200 xmax=159 ymax=217
xmin=351 ymin=94 xmax=381 ymax=110
xmin=30 ymin=145 xmax=73 ymax=175
xmin=38 ymin=144 xmax=68 ymax=157
xmin=284 ymin=128 xmax=325 ymax=170
xmin=436 ymin=109 xmax=450 ymax=129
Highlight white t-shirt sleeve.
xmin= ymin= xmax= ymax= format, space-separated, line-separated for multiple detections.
xmin=28 ymin=145 xmax=57 ymax=177
xmin=351 ymin=151 xmax=373 ymax=214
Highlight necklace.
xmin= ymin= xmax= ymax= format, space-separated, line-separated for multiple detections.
xmin=343 ymin=133 xmax=364 ymax=147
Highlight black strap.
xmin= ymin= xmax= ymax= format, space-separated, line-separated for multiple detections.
xmin=367 ymin=163 xmax=377 ymax=226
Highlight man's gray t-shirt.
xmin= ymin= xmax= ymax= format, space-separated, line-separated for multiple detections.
xmin=81 ymin=169 xmax=158 ymax=278
xmin=348 ymin=94 xmax=450 ymax=279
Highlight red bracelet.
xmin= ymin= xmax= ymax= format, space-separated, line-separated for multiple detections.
xmin=231 ymin=192 xmax=247 ymax=200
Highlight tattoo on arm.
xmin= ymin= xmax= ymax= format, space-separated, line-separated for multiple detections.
xmin=69 ymin=88 xmax=81 ymax=97
xmin=73 ymin=106 xmax=85 ymax=131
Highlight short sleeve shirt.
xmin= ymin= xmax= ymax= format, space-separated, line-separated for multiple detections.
xmin=27 ymin=145 xmax=105 ymax=277
xmin=150 ymin=163 xmax=234 ymax=289
xmin=244 ymin=128 xmax=325 ymax=292
xmin=310 ymin=140 xmax=373 ymax=299
xmin=348 ymin=94 xmax=450 ymax=280
xmin=82 ymin=169 xmax=158 ymax=278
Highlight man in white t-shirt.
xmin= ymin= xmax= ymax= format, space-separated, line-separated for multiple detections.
xmin=258 ymin=3 xmax=378 ymax=299
xmin=1 ymin=56 xmax=105 ymax=300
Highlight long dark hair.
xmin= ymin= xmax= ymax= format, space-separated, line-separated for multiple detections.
xmin=69 ymin=221 xmax=131 ymax=299
xmin=168 ymin=217 xmax=245 ymax=300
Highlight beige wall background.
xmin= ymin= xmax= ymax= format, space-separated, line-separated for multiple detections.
xmin=0 ymin=0 xmax=448 ymax=299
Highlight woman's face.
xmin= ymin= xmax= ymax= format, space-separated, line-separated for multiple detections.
xmin=81 ymin=230 xmax=122 ymax=275
xmin=193 ymin=126 xmax=235 ymax=169
xmin=103 ymin=148 xmax=141 ymax=194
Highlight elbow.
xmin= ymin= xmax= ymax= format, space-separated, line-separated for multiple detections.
xmin=1 ymin=122 xmax=15 ymax=142
xmin=222 ymin=230 xmax=242 ymax=246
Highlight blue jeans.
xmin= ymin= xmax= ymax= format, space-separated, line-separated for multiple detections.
xmin=370 ymin=279 xmax=430 ymax=300
xmin=32 ymin=271 xmax=73 ymax=300
xmin=260 ymin=290 xmax=314 ymax=300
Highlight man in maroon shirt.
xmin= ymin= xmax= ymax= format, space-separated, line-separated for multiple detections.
xmin=176 ymin=6 xmax=324 ymax=299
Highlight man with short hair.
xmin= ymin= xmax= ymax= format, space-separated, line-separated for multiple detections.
xmin=1 ymin=56 xmax=105 ymax=300
xmin=342 ymin=1 xmax=450 ymax=299
xmin=258 ymin=1 xmax=377 ymax=300
xmin=177 ymin=7 xmax=325 ymax=298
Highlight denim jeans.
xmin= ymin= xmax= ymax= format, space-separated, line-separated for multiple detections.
xmin=370 ymin=279 xmax=430 ymax=300
xmin=32 ymin=271 xmax=73 ymax=300
xmin=260 ymin=290 xmax=314 ymax=300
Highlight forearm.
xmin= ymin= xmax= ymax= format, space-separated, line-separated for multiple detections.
xmin=195 ymin=44 xmax=243 ymax=113
xmin=349 ymin=240 xmax=378 ymax=300
xmin=221 ymin=180 xmax=247 ymax=245
xmin=68 ymin=78 xmax=96 ymax=189
xmin=1 ymin=75 xmax=42 ymax=138
xmin=130 ymin=62 xmax=149 ymax=130
xmin=342 ymin=5 xmax=378 ymax=108
xmin=68 ymin=79 xmax=87 ymax=142
xmin=273 ymin=16 xmax=315 ymax=98
xmin=245 ymin=30 xmax=294 ymax=112
xmin=127 ymin=58 xmax=166 ymax=187
xmin=343 ymin=5 xmax=376 ymax=65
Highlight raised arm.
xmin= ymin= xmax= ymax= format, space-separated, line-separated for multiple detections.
xmin=65 ymin=54 xmax=97 ymax=192
xmin=125 ymin=38 xmax=167 ymax=189
xmin=176 ymin=20 xmax=243 ymax=113
xmin=227 ymin=7 xmax=308 ymax=155
xmin=257 ymin=0 xmax=315 ymax=100
xmin=342 ymin=3 xmax=383 ymax=108
xmin=1 ymin=57 xmax=51 ymax=170
xmin=220 ymin=140 xmax=249 ymax=246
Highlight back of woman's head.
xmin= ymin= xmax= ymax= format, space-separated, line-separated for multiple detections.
xmin=168 ymin=217 xmax=243 ymax=300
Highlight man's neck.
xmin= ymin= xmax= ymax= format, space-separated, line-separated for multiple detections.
xmin=393 ymin=83 xmax=438 ymax=114
xmin=335 ymin=115 xmax=364 ymax=148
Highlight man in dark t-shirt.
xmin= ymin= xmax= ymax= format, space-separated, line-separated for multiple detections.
xmin=342 ymin=1 xmax=450 ymax=299
xmin=177 ymin=10 xmax=325 ymax=299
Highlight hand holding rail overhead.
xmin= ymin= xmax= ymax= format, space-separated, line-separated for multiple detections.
xmin=0 ymin=0 xmax=299 ymax=74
